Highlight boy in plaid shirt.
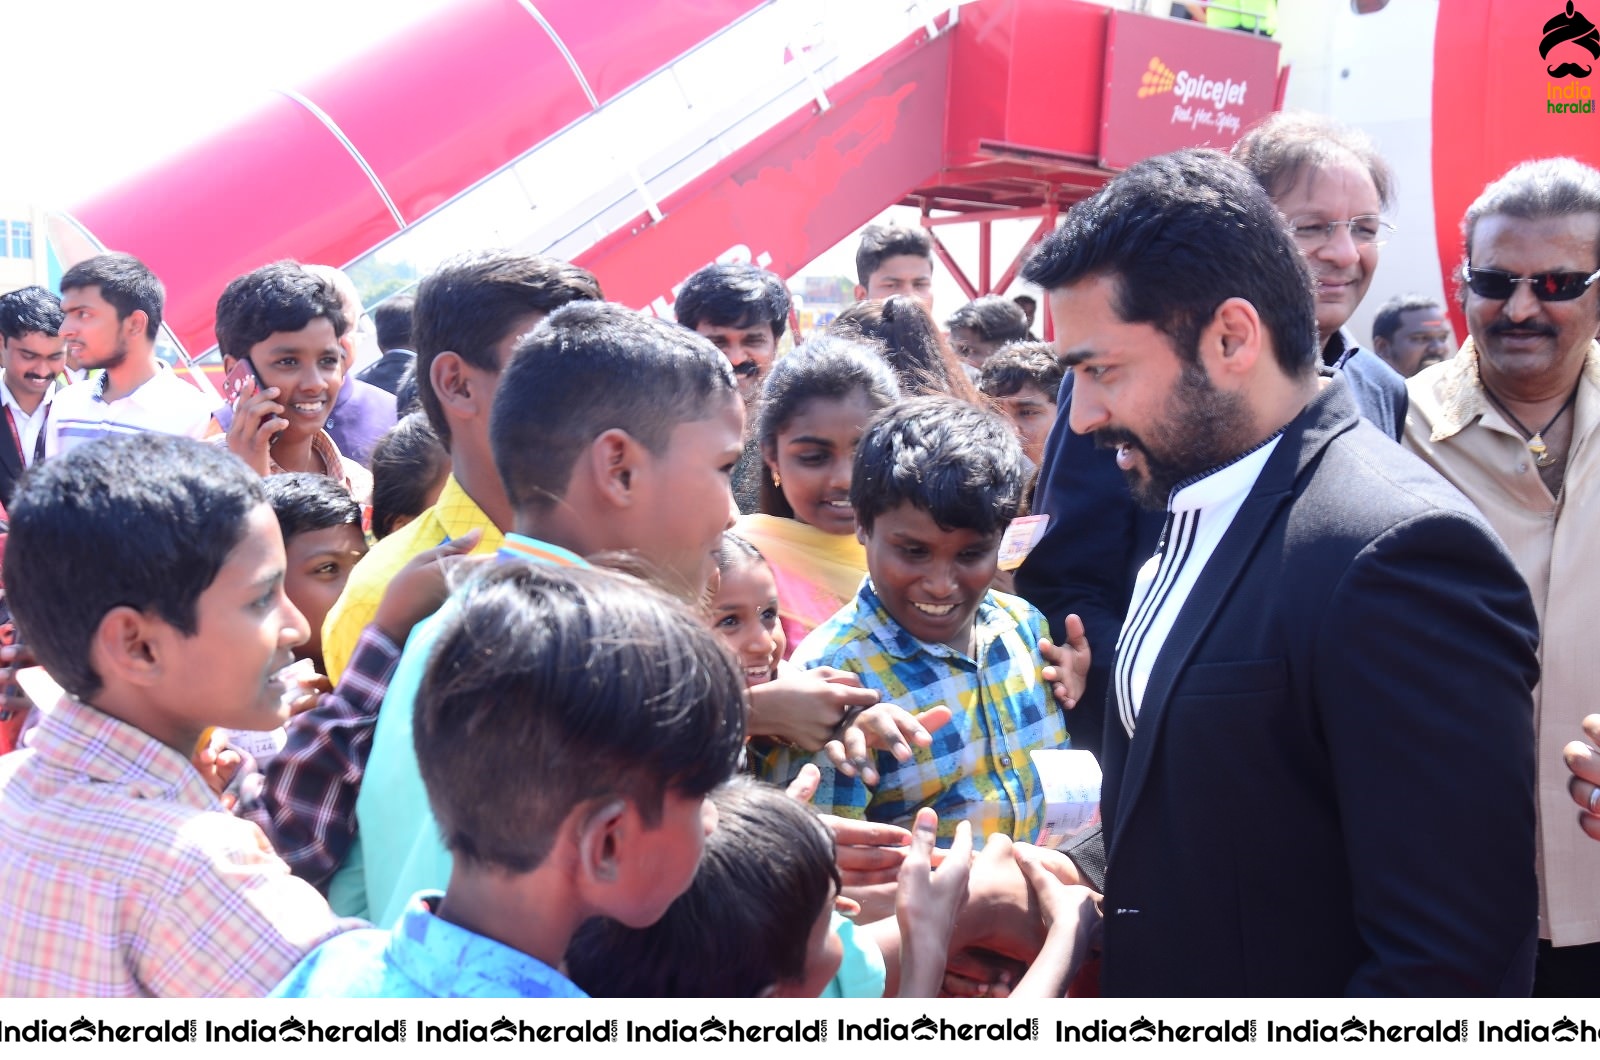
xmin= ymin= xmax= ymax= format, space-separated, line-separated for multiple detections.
xmin=0 ymin=435 xmax=357 ymax=996
xmin=764 ymin=397 xmax=1088 ymax=847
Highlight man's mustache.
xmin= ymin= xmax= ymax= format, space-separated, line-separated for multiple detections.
xmin=1488 ymin=319 xmax=1558 ymax=337
xmin=731 ymin=360 xmax=761 ymax=378
xmin=1549 ymin=62 xmax=1593 ymax=77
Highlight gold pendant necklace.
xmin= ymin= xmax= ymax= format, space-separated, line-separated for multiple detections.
xmin=1482 ymin=383 xmax=1579 ymax=469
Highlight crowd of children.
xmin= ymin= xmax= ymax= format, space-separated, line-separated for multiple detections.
xmin=0 ymin=216 xmax=1094 ymax=999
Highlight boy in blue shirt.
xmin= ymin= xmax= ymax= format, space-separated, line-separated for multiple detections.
xmin=271 ymin=563 xmax=745 ymax=997
xmin=767 ymin=397 xmax=1088 ymax=846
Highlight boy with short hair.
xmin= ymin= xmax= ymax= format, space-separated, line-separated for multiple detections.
xmin=773 ymin=396 xmax=1085 ymax=846
xmin=271 ymin=562 xmax=744 ymax=997
xmin=977 ymin=341 xmax=1065 ymax=466
xmin=854 ymin=223 xmax=935 ymax=310
xmin=330 ymin=301 xmax=745 ymax=924
xmin=215 ymin=261 xmax=371 ymax=500
xmin=0 ymin=434 xmax=353 ymax=996
xmin=261 ymin=473 xmax=369 ymax=676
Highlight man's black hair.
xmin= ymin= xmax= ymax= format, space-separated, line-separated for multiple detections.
xmin=214 ymin=261 xmax=348 ymax=364
xmin=565 ymin=777 xmax=840 ymax=996
xmin=1021 ymin=149 xmax=1319 ymax=377
xmin=261 ymin=472 xmax=362 ymax=543
xmin=977 ymin=341 xmax=1065 ymax=402
xmin=830 ymin=296 xmax=980 ymax=402
xmin=1231 ymin=111 xmax=1396 ymax=212
xmin=674 ymin=264 xmax=790 ymax=340
xmin=372 ymin=294 xmax=415 ymax=352
xmin=945 ymin=295 xmax=1030 ymax=344
xmin=0 ymin=286 xmax=63 ymax=340
xmin=3 ymin=435 xmax=266 ymax=700
xmin=755 ymin=334 xmax=901 ymax=518
xmin=1371 ymin=293 xmax=1445 ymax=343
xmin=490 ymin=301 xmax=737 ymax=514
xmin=415 ymin=563 xmax=746 ymax=873
xmin=369 ymin=412 xmax=449 ymax=539
xmin=413 ymin=251 xmax=603 ymax=448
xmin=59 ymin=253 xmax=165 ymax=341
xmin=855 ymin=223 xmax=932 ymax=288
xmin=1462 ymin=157 xmax=1600 ymax=264
xmin=852 ymin=395 xmax=1027 ymax=537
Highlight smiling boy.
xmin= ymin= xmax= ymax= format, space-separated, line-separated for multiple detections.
xmin=215 ymin=262 xmax=371 ymax=500
xmin=0 ymin=434 xmax=353 ymax=996
xmin=773 ymin=397 xmax=1085 ymax=846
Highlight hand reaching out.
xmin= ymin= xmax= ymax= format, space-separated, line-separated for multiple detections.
xmin=1039 ymin=613 xmax=1091 ymax=710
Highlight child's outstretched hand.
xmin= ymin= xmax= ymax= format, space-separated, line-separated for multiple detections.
xmin=1039 ymin=613 xmax=1091 ymax=710
xmin=895 ymin=808 xmax=973 ymax=997
xmin=826 ymin=704 xmax=953 ymax=786
xmin=748 ymin=667 xmax=881 ymax=751
xmin=1007 ymin=841 xmax=1101 ymax=999
xmin=373 ymin=529 xmax=485 ymax=644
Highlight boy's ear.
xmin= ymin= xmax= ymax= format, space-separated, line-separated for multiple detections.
xmin=430 ymin=351 xmax=486 ymax=420
xmin=586 ymin=428 xmax=647 ymax=509
xmin=89 ymin=605 xmax=163 ymax=688
xmin=574 ymin=797 xmax=629 ymax=886
xmin=853 ymin=284 xmax=868 ymax=302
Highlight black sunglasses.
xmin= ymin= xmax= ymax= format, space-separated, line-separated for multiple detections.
xmin=1461 ymin=264 xmax=1600 ymax=302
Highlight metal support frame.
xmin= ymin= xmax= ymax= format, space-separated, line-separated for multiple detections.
xmin=917 ymin=190 xmax=1059 ymax=316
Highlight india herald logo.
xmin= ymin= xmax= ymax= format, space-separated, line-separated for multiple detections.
xmin=1543 ymin=1 xmax=1600 ymax=78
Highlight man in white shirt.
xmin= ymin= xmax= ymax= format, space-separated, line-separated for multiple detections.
xmin=0 ymin=286 xmax=65 ymax=507
xmin=45 ymin=253 xmax=218 ymax=459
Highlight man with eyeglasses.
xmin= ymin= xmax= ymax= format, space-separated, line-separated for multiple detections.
xmin=1405 ymin=157 xmax=1600 ymax=997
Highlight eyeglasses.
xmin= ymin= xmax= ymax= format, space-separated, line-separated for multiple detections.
xmin=1461 ymin=265 xmax=1600 ymax=302
xmin=1287 ymin=214 xmax=1394 ymax=247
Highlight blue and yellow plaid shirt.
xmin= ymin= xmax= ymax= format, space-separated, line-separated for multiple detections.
xmin=759 ymin=580 xmax=1067 ymax=847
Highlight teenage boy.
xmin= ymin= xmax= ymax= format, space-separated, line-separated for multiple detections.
xmin=0 ymin=286 xmax=65 ymax=507
xmin=271 ymin=563 xmax=743 ymax=997
xmin=946 ymin=296 xmax=1031 ymax=370
xmin=0 ymin=434 xmax=353 ymax=996
xmin=854 ymin=224 xmax=935 ymax=311
xmin=674 ymin=263 xmax=792 ymax=514
xmin=328 ymin=301 xmax=744 ymax=923
xmin=319 ymin=252 xmax=601 ymax=682
xmin=977 ymin=341 xmax=1065 ymax=467
xmin=772 ymin=397 xmax=1087 ymax=846
xmin=216 ymin=262 xmax=371 ymax=499
xmin=45 ymin=254 xmax=219 ymax=457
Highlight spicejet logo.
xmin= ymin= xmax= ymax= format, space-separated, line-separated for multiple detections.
xmin=1137 ymin=58 xmax=1176 ymax=98
xmin=1136 ymin=56 xmax=1249 ymax=107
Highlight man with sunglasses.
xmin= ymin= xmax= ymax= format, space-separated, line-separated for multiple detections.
xmin=1405 ymin=157 xmax=1600 ymax=997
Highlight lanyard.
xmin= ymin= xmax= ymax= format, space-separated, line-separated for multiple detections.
xmin=4 ymin=401 xmax=47 ymax=465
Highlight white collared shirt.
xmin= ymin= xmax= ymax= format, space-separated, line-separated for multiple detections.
xmin=44 ymin=364 xmax=219 ymax=459
xmin=0 ymin=377 xmax=55 ymax=467
xmin=1114 ymin=435 xmax=1282 ymax=736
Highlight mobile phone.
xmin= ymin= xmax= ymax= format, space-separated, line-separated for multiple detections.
xmin=224 ymin=358 xmax=258 ymax=403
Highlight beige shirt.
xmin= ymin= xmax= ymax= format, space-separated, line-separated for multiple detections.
xmin=1404 ymin=338 xmax=1600 ymax=946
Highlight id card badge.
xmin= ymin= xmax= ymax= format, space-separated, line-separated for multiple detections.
xmin=1030 ymin=748 xmax=1102 ymax=849
xmin=997 ymin=514 xmax=1050 ymax=571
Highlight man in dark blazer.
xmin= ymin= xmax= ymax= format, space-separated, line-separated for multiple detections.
xmin=1030 ymin=150 xmax=1540 ymax=996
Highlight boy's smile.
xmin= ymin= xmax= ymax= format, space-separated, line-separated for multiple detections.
xmin=860 ymin=502 xmax=1000 ymax=653
xmin=144 ymin=504 xmax=309 ymax=753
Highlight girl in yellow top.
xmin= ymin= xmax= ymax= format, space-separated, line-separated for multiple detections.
xmin=736 ymin=336 xmax=900 ymax=656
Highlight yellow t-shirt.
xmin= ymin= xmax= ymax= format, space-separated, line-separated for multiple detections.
xmin=320 ymin=474 xmax=504 ymax=683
